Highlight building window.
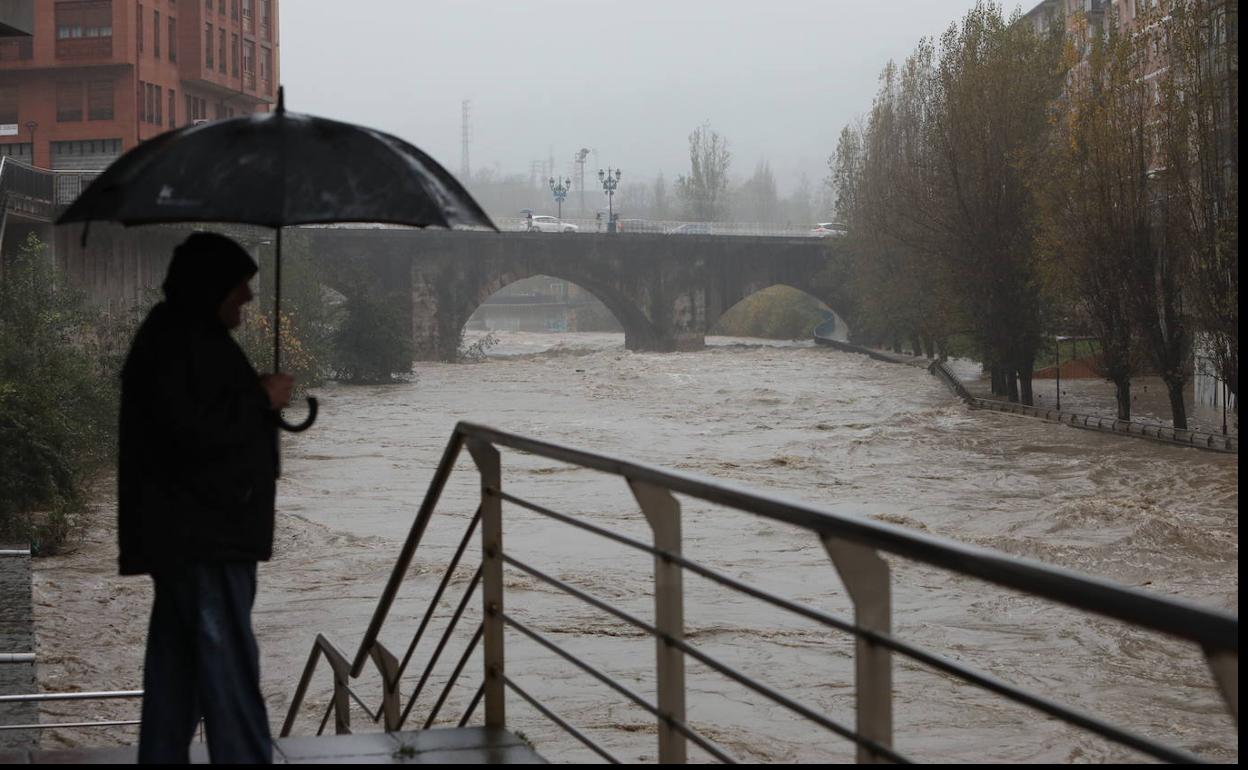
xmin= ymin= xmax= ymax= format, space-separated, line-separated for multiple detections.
xmin=0 ymin=144 xmax=33 ymax=161
xmin=155 ymin=85 xmax=162 ymax=125
xmin=144 ymin=82 xmax=153 ymax=123
xmin=231 ymin=33 xmax=239 ymax=76
xmin=242 ymin=0 xmax=252 ymax=34
xmin=218 ymin=0 xmax=225 ymax=14
xmin=56 ymin=1 xmax=115 ymax=58
xmin=169 ymin=89 xmax=176 ymax=127
xmin=243 ymin=40 xmax=255 ymax=89
xmin=87 ymin=80 xmax=114 ymax=120
xmin=185 ymin=93 xmax=193 ymax=124
xmin=260 ymin=0 xmax=271 ymax=41
xmin=169 ymin=16 xmax=177 ymax=61
xmin=51 ymin=139 xmax=124 ymax=169
xmin=137 ymin=3 xmax=144 ymax=53
xmin=154 ymin=10 xmax=161 ymax=58
xmin=0 ymin=85 xmax=18 ymax=124
xmin=261 ymin=46 xmax=272 ymax=95
xmin=230 ymin=0 xmax=238 ymax=20
xmin=205 ymin=23 xmax=213 ymax=68
xmin=218 ymin=29 xmax=226 ymax=73
xmin=57 ymin=82 xmax=85 ymax=122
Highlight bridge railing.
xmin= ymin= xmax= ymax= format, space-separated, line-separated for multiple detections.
xmin=52 ymin=170 xmax=100 ymax=207
xmin=281 ymin=421 xmax=1237 ymax=763
xmin=0 ymin=158 xmax=102 ymax=219
xmin=0 ymin=157 xmax=55 ymax=219
xmin=492 ymin=216 xmax=822 ymax=237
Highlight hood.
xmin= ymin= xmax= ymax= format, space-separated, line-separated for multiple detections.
xmin=162 ymin=232 xmax=258 ymax=318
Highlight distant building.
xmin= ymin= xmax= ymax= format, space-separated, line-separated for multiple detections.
xmin=0 ymin=0 xmax=279 ymax=170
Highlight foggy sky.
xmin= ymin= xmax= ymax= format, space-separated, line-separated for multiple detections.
xmin=283 ymin=1 xmax=1018 ymax=194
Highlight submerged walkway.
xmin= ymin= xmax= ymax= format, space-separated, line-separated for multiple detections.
xmin=0 ymin=727 xmax=546 ymax=764
xmin=812 ymin=324 xmax=1236 ymax=453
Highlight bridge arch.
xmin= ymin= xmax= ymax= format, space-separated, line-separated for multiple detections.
xmin=427 ymin=263 xmax=661 ymax=361
xmin=465 ymin=273 xmax=624 ymax=335
xmin=711 ymin=281 xmax=850 ymax=341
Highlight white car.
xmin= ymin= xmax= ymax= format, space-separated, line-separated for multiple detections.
xmin=810 ymin=222 xmax=848 ymax=238
xmin=526 ymin=215 xmax=578 ymax=233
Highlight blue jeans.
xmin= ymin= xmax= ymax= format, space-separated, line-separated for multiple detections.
xmin=139 ymin=562 xmax=271 ymax=764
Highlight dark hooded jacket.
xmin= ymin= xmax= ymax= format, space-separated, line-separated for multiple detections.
xmin=118 ymin=233 xmax=276 ymax=576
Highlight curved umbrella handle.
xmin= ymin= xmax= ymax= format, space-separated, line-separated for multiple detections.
xmin=278 ymin=396 xmax=318 ymax=433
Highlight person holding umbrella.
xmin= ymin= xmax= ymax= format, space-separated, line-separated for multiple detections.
xmin=57 ymin=88 xmax=495 ymax=762
xmin=119 ymin=232 xmax=291 ymax=763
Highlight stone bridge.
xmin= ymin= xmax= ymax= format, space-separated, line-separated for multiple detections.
xmin=32 ymin=223 xmax=854 ymax=361
xmin=300 ymin=229 xmax=853 ymax=361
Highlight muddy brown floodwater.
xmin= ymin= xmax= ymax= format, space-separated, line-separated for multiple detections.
xmin=34 ymin=332 xmax=1238 ymax=762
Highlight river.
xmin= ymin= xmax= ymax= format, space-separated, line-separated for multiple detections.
xmin=33 ymin=331 xmax=1238 ymax=762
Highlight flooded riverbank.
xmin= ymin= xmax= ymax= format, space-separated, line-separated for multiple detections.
xmin=33 ymin=332 xmax=1237 ymax=761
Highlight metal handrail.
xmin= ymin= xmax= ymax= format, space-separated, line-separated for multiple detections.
xmin=928 ymin=360 xmax=1237 ymax=453
xmin=282 ymin=421 xmax=1238 ymax=763
xmin=0 ymin=690 xmax=144 ymax=733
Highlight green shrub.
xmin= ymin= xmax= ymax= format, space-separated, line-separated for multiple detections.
xmin=330 ymin=278 xmax=413 ymax=383
xmin=0 ymin=234 xmax=119 ymax=552
xmin=712 ymin=285 xmax=829 ymax=339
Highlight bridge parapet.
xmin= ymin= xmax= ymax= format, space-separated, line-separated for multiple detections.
xmin=302 ymin=228 xmax=851 ymax=361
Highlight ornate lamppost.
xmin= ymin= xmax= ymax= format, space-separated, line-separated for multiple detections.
xmin=598 ymin=167 xmax=621 ymax=233
xmin=549 ymin=176 xmax=571 ymax=223
xmin=24 ymin=121 xmax=37 ymax=165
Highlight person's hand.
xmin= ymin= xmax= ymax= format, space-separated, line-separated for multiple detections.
xmin=260 ymin=373 xmax=295 ymax=410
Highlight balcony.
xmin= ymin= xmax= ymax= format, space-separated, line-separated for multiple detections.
xmin=55 ymin=36 xmax=113 ymax=60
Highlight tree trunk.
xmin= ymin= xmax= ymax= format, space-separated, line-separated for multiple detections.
xmin=990 ymin=364 xmax=1006 ymax=396
xmin=1165 ymin=377 xmax=1188 ymax=430
xmin=923 ymin=337 xmax=936 ymax=359
xmin=1017 ymin=363 xmax=1034 ymax=406
xmin=910 ymin=336 xmax=923 ymax=356
xmin=1113 ymin=377 xmax=1131 ymax=421
xmin=1006 ymin=369 xmax=1020 ymax=403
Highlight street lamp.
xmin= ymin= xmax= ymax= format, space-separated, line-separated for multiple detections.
xmin=1055 ymin=335 xmax=1063 ymax=412
xmin=549 ymin=176 xmax=571 ymax=223
xmin=575 ymin=148 xmax=591 ymax=214
xmin=598 ymin=167 xmax=621 ymax=233
xmin=24 ymin=121 xmax=37 ymax=165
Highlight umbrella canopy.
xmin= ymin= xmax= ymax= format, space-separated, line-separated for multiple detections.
xmin=57 ymin=95 xmax=494 ymax=231
xmin=56 ymin=90 xmax=495 ymax=435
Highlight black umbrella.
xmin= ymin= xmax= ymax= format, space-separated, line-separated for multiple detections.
xmin=58 ymin=87 xmax=495 ymax=432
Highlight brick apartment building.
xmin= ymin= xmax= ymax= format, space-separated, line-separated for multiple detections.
xmin=0 ymin=0 xmax=278 ymax=171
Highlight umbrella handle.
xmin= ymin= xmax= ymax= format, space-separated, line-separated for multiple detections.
xmin=278 ymin=396 xmax=318 ymax=433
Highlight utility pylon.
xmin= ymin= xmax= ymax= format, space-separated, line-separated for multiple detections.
xmin=460 ymin=100 xmax=472 ymax=182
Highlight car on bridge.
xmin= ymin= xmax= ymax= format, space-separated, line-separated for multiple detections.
xmin=526 ymin=215 xmax=578 ymax=233
xmin=810 ymin=222 xmax=848 ymax=238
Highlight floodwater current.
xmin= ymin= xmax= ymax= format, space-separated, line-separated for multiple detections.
xmin=33 ymin=331 xmax=1238 ymax=762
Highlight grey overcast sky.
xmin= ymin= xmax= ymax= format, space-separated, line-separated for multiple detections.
xmin=282 ymin=1 xmax=1025 ymax=193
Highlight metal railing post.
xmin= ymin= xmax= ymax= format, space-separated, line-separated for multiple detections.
xmin=823 ymin=538 xmax=893 ymax=763
xmin=1205 ymin=649 xmax=1238 ymax=723
xmin=332 ymin=666 xmax=352 ymax=734
xmin=468 ymin=439 xmax=506 ymax=729
xmin=629 ymin=479 xmax=688 ymax=764
xmin=370 ymin=642 xmax=402 ymax=731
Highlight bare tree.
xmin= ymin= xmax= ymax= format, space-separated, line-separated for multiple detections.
xmin=1036 ymin=12 xmax=1151 ymax=419
xmin=677 ymin=122 xmax=732 ymax=221
xmin=1161 ymin=0 xmax=1238 ymax=405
